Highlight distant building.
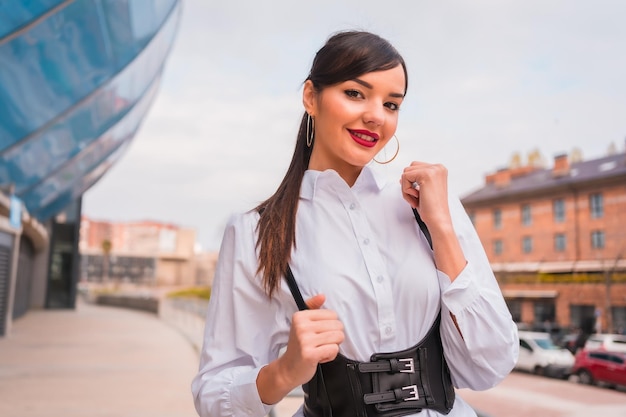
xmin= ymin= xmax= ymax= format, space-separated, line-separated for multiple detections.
xmin=80 ymin=217 xmax=218 ymax=287
xmin=462 ymin=144 xmax=626 ymax=334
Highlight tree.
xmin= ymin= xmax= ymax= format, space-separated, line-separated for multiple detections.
xmin=101 ymin=239 xmax=112 ymax=283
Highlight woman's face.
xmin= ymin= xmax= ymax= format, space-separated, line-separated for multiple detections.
xmin=304 ymin=64 xmax=406 ymax=185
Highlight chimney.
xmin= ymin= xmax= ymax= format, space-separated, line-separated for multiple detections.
xmin=553 ymin=153 xmax=569 ymax=177
xmin=492 ymin=168 xmax=511 ymax=187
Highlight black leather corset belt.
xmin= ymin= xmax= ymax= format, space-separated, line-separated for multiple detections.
xmin=301 ymin=313 xmax=455 ymax=417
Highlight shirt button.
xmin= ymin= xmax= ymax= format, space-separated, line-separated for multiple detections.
xmin=349 ymin=203 xmax=356 ymax=210
xmin=385 ymin=326 xmax=393 ymax=335
xmin=363 ymin=238 xmax=370 ymax=245
xmin=377 ymin=275 xmax=384 ymax=283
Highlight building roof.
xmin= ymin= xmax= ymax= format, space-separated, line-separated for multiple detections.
xmin=461 ymin=150 xmax=626 ymax=205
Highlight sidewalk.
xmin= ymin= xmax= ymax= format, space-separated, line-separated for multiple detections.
xmin=6 ymin=298 xmax=624 ymax=417
xmin=0 ymin=300 xmax=198 ymax=417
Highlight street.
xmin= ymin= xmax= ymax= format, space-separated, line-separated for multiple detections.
xmin=272 ymin=372 xmax=626 ymax=417
xmin=459 ymin=371 xmax=626 ymax=417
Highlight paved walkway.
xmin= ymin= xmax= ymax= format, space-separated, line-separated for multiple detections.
xmin=3 ymin=299 xmax=625 ymax=417
xmin=0 ymin=300 xmax=199 ymax=417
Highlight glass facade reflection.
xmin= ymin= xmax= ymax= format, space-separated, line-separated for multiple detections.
xmin=0 ymin=1 xmax=66 ymax=39
xmin=0 ymin=0 xmax=181 ymax=220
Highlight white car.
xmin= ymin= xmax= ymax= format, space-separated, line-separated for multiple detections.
xmin=583 ymin=333 xmax=626 ymax=353
xmin=516 ymin=331 xmax=575 ymax=378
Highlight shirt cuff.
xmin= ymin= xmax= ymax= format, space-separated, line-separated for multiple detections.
xmin=437 ymin=261 xmax=480 ymax=315
xmin=230 ymin=367 xmax=274 ymax=417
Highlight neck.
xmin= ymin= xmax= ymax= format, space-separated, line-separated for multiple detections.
xmin=308 ymin=158 xmax=363 ymax=187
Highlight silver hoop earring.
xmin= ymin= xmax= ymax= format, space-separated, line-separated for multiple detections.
xmin=306 ymin=114 xmax=315 ymax=148
xmin=373 ymin=135 xmax=400 ymax=164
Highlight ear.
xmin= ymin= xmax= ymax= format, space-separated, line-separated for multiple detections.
xmin=302 ymin=80 xmax=317 ymax=116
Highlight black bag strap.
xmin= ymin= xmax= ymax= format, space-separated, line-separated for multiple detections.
xmin=285 ymin=265 xmax=308 ymax=311
xmin=284 ymin=208 xmax=432 ymax=311
xmin=412 ymin=208 xmax=433 ymax=250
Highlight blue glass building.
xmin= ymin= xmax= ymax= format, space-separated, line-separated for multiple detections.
xmin=0 ymin=0 xmax=182 ymax=335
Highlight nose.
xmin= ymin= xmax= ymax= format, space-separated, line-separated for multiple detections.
xmin=363 ymin=103 xmax=384 ymax=126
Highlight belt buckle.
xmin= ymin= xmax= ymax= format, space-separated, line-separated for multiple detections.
xmin=398 ymin=358 xmax=415 ymax=373
xmin=402 ymin=384 xmax=419 ymax=401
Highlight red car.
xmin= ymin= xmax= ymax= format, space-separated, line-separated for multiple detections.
xmin=572 ymin=349 xmax=626 ymax=388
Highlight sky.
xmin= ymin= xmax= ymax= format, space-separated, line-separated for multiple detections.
xmin=82 ymin=0 xmax=626 ymax=251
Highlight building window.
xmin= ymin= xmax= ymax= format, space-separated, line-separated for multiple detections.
xmin=493 ymin=208 xmax=502 ymax=229
xmin=570 ymin=305 xmax=596 ymax=333
xmin=612 ymin=307 xmax=626 ymax=334
xmin=553 ymin=198 xmax=565 ymax=223
xmin=494 ymin=239 xmax=503 ymax=255
xmin=590 ymin=193 xmax=603 ymax=218
xmin=534 ymin=301 xmax=556 ymax=326
xmin=521 ymin=204 xmax=532 ymax=226
xmin=591 ymin=230 xmax=605 ymax=249
xmin=522 ymin=236 xmax=533 ymax=253
xmin=554 ymin=233 xmax=566 ymax=252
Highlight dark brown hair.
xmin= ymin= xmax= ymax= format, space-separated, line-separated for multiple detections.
xmin=255 ymin=31 xmax=408 ymax=297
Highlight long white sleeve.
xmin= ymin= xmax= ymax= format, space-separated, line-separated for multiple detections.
xmin=437 ymin=197 xmax=519 ymax=390
xmin=191 ymin=213 xmax=290 ymax=417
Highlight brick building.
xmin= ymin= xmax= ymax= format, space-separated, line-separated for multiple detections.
xmin=461 ymin=146 xmax=626 ymax=334
xmin=79 ymin=217 xmax=217 ymax=287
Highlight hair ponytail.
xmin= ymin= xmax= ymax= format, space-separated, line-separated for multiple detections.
xmin=255 ymin=113 xmax=311 ymax=297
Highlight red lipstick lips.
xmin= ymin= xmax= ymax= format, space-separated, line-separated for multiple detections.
xmin=349 ymin=129 xmax=379 ymax=148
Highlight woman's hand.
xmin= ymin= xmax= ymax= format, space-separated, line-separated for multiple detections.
xmin=401 ymin=161 xmax=452 ymax=228
xmin=400 ymin=161 xmax=467 ymax=284
xmin=278 ymin=294 xmax=344 ymax=387
xmin=257 ymin=294 xmax=344 ymax=405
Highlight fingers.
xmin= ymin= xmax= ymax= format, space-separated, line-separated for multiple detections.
xmin=291 ymin=299 xmax=344 ymax=364
xmin=298 ymin=326 xmax=344 ymax=363
xmin=280 ymin=325 xmax=343 ymax=386
xmin=402 ymin=161 xmax=447 ymax=186
xmin=282 ymin=301 xmax=344 ymax=385
xmin=292 ymin=309 xmax=343 ymax=335
xmin=400 ymin=162 xmax=449 ymax=211
xmin=318 ymin=343 xmax=341 ymax=363
xmin=400 ymin=176 xmax=420 ymax=208
xmin=400 ymin=162 xmax=427 ymax=208
xmin=305 ymin=293 xmax=326 ymax=310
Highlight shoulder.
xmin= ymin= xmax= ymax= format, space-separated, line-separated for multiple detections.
xmin=224 ymin=209 xmax=259 ymax=233
xmin=212 ymin=210 xmax=263 ymax=289
xmin=218 ymin=209 xmax=260 ymax=254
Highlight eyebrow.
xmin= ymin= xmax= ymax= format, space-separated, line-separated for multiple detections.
xmin=353 ymin=78 xmax=405 ymax=98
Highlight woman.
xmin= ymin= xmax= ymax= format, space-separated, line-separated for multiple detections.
xmin=192 ymin=31 xmax=518 ymax=417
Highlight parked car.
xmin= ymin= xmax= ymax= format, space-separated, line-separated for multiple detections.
xmin=572 ymin=350 xmax=626 ymax=387
xmin=559 ymin=333 xmax=582 ymax=354
xmin=515 ymin=331 xmax=575 ymax=378
xmin=583 ymin=334 xmax=626 ymax=353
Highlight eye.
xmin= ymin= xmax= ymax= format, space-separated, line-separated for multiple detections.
xmin=385 ymin=102 xmax=400 ymax=111
xmin=344 ymin=89 xmax=362 ymax=99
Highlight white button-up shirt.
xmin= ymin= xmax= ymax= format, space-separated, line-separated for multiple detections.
xmin=192 ymin=166 xmax=519 ymax=417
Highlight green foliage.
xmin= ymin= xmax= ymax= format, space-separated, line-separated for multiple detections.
xmin=101 ymin=239 xmax=112 ymax=253
xmin=167 ymin=287 xmax=211 ymax=300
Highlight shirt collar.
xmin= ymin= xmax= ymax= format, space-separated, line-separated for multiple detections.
xmin=301 ymin=165 xmax=388 ymax=201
